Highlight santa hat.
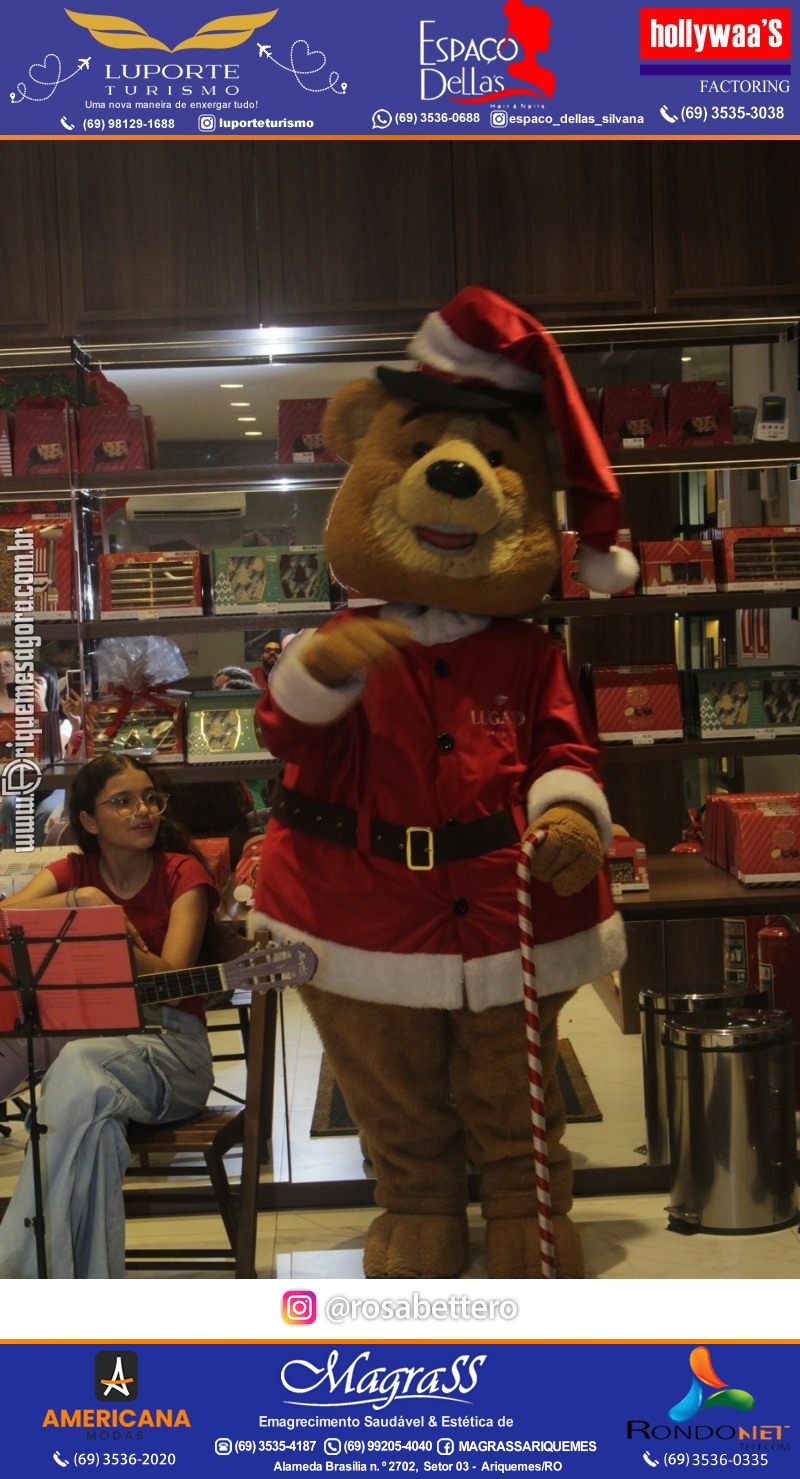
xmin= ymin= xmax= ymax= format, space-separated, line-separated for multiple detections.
xmin=377 ymin=285 xmax=639 ymax=595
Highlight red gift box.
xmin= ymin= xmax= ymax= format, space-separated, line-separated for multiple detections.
xmin=277 ymin=399 xmax=337 ymax=464
xmin=707 ymin=526 xmax=800 ymax=591
xmin=78 ymin=405 xmax=148 ymax=474
xmin=588 ymin=663 xmax=683 ymax=743
xmin=12 ymin=403 xmax=71 ymax=476
xmin=0 ymin=515 xmax=74 ymax=619
xmin=98 ymin=551 xmax=204 ymax=619
xmin=601 ymin=384 xmax=667 ymax=451
xmin=729 ymin=801 xmax=800 ymax=886
xmin=0 ymin=413 xmax=12 ymax=477
xmin=194 ymin=836 xmax=232 ymax=891
xmin=639 ymin=538 xmax=716 ymax=595
xmin=558 ymin=529 xmax=636 ymax=599
xmin=605 ymin=836 xmax=649 ymax=893
xmin=666 ymin=381 xmax=732 ymax=446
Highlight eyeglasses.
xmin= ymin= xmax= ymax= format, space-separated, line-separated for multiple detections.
xmin=95 ymin=790 xmax=170 ymax=819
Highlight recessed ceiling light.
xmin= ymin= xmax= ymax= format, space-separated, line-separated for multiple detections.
xmin=681 ymin=355 xmax=692 ymax=362
xmin=230 ymin=401 xmax=251 ymax=407
xmin=237 ymin=416 xmax=257 ymax=422
xmin=244 ymin=430 xmax=263 ymax=437
xmin=220 ymin=382 xmax=244 ymax=389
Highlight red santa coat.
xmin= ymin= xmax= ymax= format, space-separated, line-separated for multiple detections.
xmin=253 ymin=604 xmax=626 ymax=1009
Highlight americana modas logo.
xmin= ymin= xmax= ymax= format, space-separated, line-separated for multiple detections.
xmin=66 ymin=8 xmax=278 ymax=52
xmin=95 ymin=1351 xmax=139 ymax=1401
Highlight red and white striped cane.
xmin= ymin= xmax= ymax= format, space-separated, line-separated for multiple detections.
xmin=516 ymin=828 xmax=556 ymax=1279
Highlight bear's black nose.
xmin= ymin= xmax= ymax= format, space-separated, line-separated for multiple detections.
xmin=425 ymin=460 xmax=482 ymax=500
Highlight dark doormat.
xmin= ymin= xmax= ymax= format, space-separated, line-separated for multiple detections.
xmin=310 ymin=1039 xmax=602 ymax=1137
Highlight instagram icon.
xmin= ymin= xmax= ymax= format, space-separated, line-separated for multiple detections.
xmin=283 ymin=1290 xmax=317 ymax=1324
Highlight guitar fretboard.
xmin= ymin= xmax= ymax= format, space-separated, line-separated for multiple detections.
xmin=139 ymin=963 xmax=225 ymax=1006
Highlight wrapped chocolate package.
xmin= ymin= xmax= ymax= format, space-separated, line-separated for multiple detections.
xmin=85 ymin=635 xmax=188 ymax=763
xmin=211 ymin=545 xmax=330 ymax=613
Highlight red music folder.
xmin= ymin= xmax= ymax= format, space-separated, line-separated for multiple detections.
xmin=0 ymin=905 xmax=141 ymax=1036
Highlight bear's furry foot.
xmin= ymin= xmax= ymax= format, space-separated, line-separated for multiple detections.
xmin=484 ymin=1214 xmax=584 ymax=1279
xmin=364 ymin=1212 xmax=469 ymax=1279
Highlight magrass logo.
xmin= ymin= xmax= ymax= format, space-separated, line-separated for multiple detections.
xmin=95 ymin=1351 xmax=139 ymax=1401
xmin=668 ymin=1347 xmax=755 ymax=1422
xmin=65 ymin=8 xmax=278 ymax=52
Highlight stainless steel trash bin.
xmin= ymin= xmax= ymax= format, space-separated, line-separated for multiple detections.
xmin=665 ymin=1008 xmax=798 ymax=1234
xmin=639 ymin=987 xmax=767 ymax=1166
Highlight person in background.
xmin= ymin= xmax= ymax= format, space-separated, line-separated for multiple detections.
xmin=251 ymin=631 xmax=297 ymax=690
xmin=212 ymin=665 xmax=259 ymax=691
xmin=0 ymin=645 xmax=15 ymax=714
xmin=0 ymin=661 xmax=73 ymax=848
xmin=0 ymin=754 xmax=219 ymax=1279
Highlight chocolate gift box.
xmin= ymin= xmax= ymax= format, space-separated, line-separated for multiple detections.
xmin=277 ymin=398 xmax=337 ymax=464
xmin=77 ymin=405 xmax=148 ymax=473
xmin=211 ymin=545 xmax=330 ymax=614
xmin=605 ymin=836 xmax=649 ymax=894
xmin=666 ymin=381 xmax=732 ymax=446
xmin=186 ymin=690 xmax=275 ymax=764
xmin=707 ymin=526 xmax=800 ymax=591
xmin=84 ymin=690 xmax=186 ymax=764
xmin=12 ymin=403 xmax=71 ymax=476
xmin=584 ymin=663 xmax=684 ymax=743
xmin=98 ymin=551 xmax=205 ymax=619
xmin=0 ymin=515 xmax=74 ymax=619
xmin=687 ymin=667 xmax=800 ymax=740
xmin=639 ymin=538 xmax=716 ymax=595
xmin=0 ymin=413 xmax=12 ymax=477
xmin=601 ymin=383 xmax=667 ymax=451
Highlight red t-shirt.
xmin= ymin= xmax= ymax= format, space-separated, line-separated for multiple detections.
xmin=46 ymin=851 xmax=220 ymax=1023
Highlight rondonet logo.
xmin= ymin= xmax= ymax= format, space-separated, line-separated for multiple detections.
xmin=640 ymin=8 xmax=792 ymax=62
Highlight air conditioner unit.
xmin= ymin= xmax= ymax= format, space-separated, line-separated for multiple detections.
xmin=125 ymin=490 xmax=247 ymax=524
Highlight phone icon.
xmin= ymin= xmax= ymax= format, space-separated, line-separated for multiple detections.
xmin=643 ymin=1453 xmax=660 ymax=1469
xmin=660 ymin=105 xmax=678 ymax=123
xmin=60 ymin=116 xmax=76 ymax=131
xmin=53 ymin=1454 xmax=69 ymax=1469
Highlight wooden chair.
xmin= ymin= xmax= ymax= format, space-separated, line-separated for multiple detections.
xmin=124 ymin=960 xmax=278 ymax=1277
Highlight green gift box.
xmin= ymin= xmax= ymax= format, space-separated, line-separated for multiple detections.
xmin=186 ymin=690 xmax=275 ymax=764
xmin=211 ymin=545 xmax=330 ymax=614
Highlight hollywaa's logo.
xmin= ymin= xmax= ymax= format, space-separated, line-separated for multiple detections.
xmin=65 ymin=7 xmax=278 ymax=52
xmin=421 ymin=1 xmax=557 ymax=104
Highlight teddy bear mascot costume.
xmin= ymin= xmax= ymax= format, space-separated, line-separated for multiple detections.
xmin=252 ymin=286 xmax=638 ymax=1280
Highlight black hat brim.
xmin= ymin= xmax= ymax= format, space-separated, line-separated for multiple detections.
xmin=376 ymin=365 xmax=540 ymax=414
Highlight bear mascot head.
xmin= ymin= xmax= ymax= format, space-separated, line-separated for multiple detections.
xmin=253 ymin=286 xmax=636 ymax=1279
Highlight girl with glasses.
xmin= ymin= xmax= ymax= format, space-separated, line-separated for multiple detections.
xmin=0 ymin=754 xmax=220 ymax=1279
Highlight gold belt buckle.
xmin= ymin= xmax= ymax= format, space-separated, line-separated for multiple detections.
xmin=405 ymin=826 xmax=434 ymax=870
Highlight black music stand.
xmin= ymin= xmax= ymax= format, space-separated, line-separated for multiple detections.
xmin=0 ymin=905 xmax=139 ymax=1279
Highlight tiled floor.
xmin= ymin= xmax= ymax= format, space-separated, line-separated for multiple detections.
xmin=2 ymin=981 xmax=799 ymax=1279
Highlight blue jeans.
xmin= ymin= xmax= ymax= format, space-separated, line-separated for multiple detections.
xmin=0 ymin=1009 xmax=213 ymax=1279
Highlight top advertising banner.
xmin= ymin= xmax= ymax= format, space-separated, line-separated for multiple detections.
xmin=0 ymin=0 xmax=796 ymax=139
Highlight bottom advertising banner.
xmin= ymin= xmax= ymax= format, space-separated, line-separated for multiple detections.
xmin=0 ymin=1341 xmax=796 ymax=1471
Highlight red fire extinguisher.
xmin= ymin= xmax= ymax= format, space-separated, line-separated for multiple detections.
xmin=758 ymin=915 xmax=800 ymax=1101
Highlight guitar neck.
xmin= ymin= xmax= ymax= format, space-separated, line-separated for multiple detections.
xmin=138 ymin=962 xmax=227 ymax=1008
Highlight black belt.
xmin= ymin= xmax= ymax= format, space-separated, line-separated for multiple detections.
xmin=273 ymin=784 xmax=520 ymax=870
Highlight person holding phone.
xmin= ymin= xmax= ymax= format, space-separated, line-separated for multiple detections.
xmin=0 ymin=754 xmax=219 ymax=1279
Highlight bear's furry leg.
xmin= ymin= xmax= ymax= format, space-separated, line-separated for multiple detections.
xmin=301 ymin=986 xmax=470 ymax=1279
xmin=450 ymin=991 xmax=584 ymax=1279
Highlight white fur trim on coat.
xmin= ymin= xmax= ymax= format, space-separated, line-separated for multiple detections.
xmin=526 ymin=767 xmax=613 ymax=850
xmin=270 ymin=628 xmax=365 ymax=725
xmin=409 ymin=312 xmax=543 ymax=395
xmin=248 ymin=909 xmax=626 ymax=1009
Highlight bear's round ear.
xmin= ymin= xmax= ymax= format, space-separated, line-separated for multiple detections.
xmin=322 ymin=379 xmax=388 ymax=463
